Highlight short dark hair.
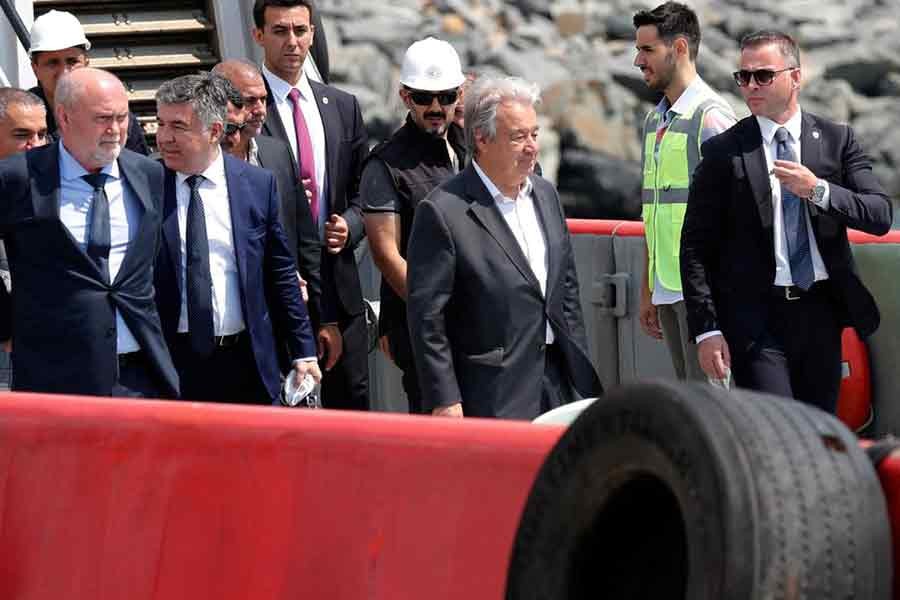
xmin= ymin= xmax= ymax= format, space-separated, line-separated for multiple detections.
xmin=220 ymin=77 xmax=244 ymax=109
xmin=633 ymin=2 xmax=701 ymax=61
xmin=740 ymin=30 xmax=801 ymax=68
xmin=253 ymin=0 xmax=315 ymax=30
xmin=0 ymin=87 xmax=45 ymax=121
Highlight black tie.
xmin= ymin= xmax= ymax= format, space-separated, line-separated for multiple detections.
xmin=185 ymin=175 xmax=215 ymax=357
xmin=81 ymin=173 xmax=111 ymax=283
xmin=774 ymin=127 xmax=815 ymax=290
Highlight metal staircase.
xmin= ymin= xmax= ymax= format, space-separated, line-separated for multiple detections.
xmin=33 ymin=0 xmax=222 ymax=146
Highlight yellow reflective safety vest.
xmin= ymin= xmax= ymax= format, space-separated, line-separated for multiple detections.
xmin=641 ymin=95 xmax=732 ymax=292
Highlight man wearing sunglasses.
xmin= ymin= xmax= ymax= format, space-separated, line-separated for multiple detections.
xmin=633 ymin=2 xmax=736 ymax=383
xmin=681 ymin=31 xmax=891 ymax=412
xmin=362 ymin=37 xmax=466 ymax=413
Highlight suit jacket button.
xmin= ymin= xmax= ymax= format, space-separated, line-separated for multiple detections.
xmin=538 ymin=342 xmax=546 ymax=352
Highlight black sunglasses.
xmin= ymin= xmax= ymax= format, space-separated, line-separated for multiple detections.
xmin=224 ymin=122 xmax=246 ymax=136
xmin=732 ymin=67 xmax=796 ymax=87
xmin=407 ymin=89 xmax=459 ymax=106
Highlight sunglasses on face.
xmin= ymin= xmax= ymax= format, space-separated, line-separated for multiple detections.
xmin=224 ymin=122 xmax=246 ymax=136
xmin=732 ymin=67 xmax=796 ymax=87
xmin=407 ymin=89 xmax=459 ymax=106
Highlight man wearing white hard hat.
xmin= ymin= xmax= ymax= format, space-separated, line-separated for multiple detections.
xmin=362 ymin=37 xmax=467 ymax=413
xmin=28 ymin=10 xmax=149 ymax=155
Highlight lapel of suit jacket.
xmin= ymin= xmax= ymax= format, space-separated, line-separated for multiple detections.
xmin=161 ymin=166 xmax=183 ymax=301
xmin=739 ymin=118 xmax=775 ymax=243
xmin=800 ymin=111 xmax=825 ymax=221
xmin=223 ymin=155 xmax=250 ymax=293
xmin=31 ymin=142 xmax=110 ymax=281
xmin=262 ymin=75 xmax=293 ymax=156
xmin=113 ymin=152 xmax=151 ymax=285
xmin=463 ymin=165 xmax=542 ymax=293
xmin=530 ymin=175 xmax=561 ymax=299
xmin=310 ymin=80 xmax=340 ymax=212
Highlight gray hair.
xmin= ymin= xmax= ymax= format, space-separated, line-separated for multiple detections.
xmin=55 ymin=68 xmax=126 ymax=111
xmin=0 ymin=87 xmax=45 ymax=120
xmin=463 ymin=76 xmax=541 ymax=160
xmin=156 ymin=73 xmax=229 ymax=131
xmin=212 ymin=58 xmax=263 ymax=80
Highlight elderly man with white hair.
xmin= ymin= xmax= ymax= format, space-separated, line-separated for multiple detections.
xmin=406 ymin=76 xmax=603 ymax=420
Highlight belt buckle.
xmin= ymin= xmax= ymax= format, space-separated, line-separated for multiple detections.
xmin=215 ymin=334 xmax=229 ymax=347
xmin=784 ymin=286 xmax=801 ymax=301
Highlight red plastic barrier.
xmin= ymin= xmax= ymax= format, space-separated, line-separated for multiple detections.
xmin=874 ymin=450 xmax=900 ymax=600
xmin=838 ymin=327 xmax=873 ymax=432
xmin=566 ymin=218 xmax=900 ymax=244
xmin=0 ymin=394 xmax=562 ymax=600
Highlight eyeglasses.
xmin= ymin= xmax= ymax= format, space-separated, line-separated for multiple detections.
xmin=224 ymin=122 xmax=246 ymax=136
xmin=732 ymin=67 xmax=796 ymax=87
xmin=407 ymin=89 xmax=459 ymax=106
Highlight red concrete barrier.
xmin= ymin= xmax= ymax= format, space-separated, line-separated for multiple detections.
xmin=0 ymin=393 xmax=561 ymax=600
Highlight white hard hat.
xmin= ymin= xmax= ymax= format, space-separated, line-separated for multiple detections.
xmin=399 ymin=37 xmax=465 ymax=91
xmin=29 ymin=10 xmax=91 ymax=55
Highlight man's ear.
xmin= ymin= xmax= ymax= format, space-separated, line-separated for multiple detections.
xmin=209 ymin=121 xmax=224 ymax=142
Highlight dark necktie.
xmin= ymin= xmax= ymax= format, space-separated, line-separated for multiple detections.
xmin=81 ymin=172 xmax=111 ymax=283
xmin=185 ymin=174 xmax=215 ymax=357
xmin=774 ymin=127 xmax=815 ymax=290
xmin=287 ymin=88 xmax=320 ymax=225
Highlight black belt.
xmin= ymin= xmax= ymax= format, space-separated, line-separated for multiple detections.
xmin=771 ymin=282 xmax=827 ymax=301
xmin=118 ymin=349 xmax=147 ymax=367
xmin=177 ymin=331 xmax=245 ymax=348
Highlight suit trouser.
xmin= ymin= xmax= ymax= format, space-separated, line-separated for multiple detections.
xmin=387 ymin=326 xmax=423 ymax=414
xmin=172 ymin=332 xmax=272 ymax=404
xmin=657 ymin=300 xmax=706 ymax=382
xmin=730 ymin=282 xmax=842 ymax=413
xmin=540 ymin=343 xmax=576 ymax=415
xmin=111 ymin=350 xmax=168 ymax=398
xmin=321 ymin=311 xmax=369 ymax=410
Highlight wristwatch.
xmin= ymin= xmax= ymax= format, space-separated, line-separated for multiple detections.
xmin=807 ymin=179 xmax=828 ymax=205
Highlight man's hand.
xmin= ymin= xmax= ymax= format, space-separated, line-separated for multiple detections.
xmin=639 ymin=294 xmax=663 ymax=339
xmin=772 ymin=160 xmax=817 ymax=199
xmin=293 ymin=359 xmax=322 ymax=385
xmin=698 ymin=335 xmax=731 ymax=380
xmin=302 ymin=178 xmax=313 ymax=203
xmin=317 ymin=324 xmax=343 ymax=370
xmin=2 ymin=340 xmax=10 ymax=353
xmin=324 ymin=214 xmax=349 ymax=254
xmin=378 ymin=334 xmax=394 ymax=363
xmin=432 ymin=402 xmax=463 ymax=418
xmin=297 ymin=273 xmax=308 ymax=302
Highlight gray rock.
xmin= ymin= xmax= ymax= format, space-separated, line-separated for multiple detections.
xmin=877 ymin=73 xmax=900 ymax=97
xmin=557 ymin=143 xmax=643 ymax=220
xmin=329 ymin=43 xmax=395 ymax=101
xmin=482 ymin=47 xmax=571 ymax=88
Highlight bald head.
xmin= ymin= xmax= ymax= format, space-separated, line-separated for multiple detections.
xmin=212 ymin=59 xmax=268 ymax=137
xmin=56 ymin=68 xmax=130 ymax=171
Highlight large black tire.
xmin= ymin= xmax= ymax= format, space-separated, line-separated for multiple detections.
xmin=507 ymin=381 xmax=892 ymax=599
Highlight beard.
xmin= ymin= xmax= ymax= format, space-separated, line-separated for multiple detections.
xmin=90 ymin=140 xmax=122 ymax=166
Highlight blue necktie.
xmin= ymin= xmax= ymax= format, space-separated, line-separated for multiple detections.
xmin=774 ymin=127 xmax=814 ymax=290
xmin=185 ymin=175 xmax=215 ymax=357
xmin=81 ymin=173 xmax=111 ymax=283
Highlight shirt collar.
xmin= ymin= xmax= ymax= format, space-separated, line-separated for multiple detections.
xmin=58 ymin=139 xmax=119 ymax=182
xmin=472 ymin=160 xmax=533 ymax=204
xmin=757 ymin=108 xmax=803 ymax=145
xmin=655 ymin=75 xmax=710 ymax=117
xmin=262 ymin=63 xmax=313 ymax=103
xmin=175 ymin=148 xmax=226 ymax=189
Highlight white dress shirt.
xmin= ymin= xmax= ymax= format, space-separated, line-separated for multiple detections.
xmin=756 ymin=110 xmax=830 ymax=286
xmin=473 ymin=161 xmax=554 ymax=344
xmin=262 ymin=65 xmax=328 ymax=235
xmin=58 ymin=141 xmax=140 ymax=354
xmin=174 ymin=150 xmax=245 ymax=336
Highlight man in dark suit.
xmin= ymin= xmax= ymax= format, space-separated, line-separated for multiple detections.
xmin=0 ymin=68 xmax=178 ymax=397
xmin=153 ymin=73 xmax=320 ymax=404
xmin=252 ymin=0 xmax=369 ymax=410
xmin=406 ymin=76 xmax=603 ymax=419
xmin=681 ymin=30 xmax=892 ymax=412
xmin=213 ymin=60 xmax=338 ymax=373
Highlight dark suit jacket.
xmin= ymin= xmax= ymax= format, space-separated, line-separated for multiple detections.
xmin=406 ymin=165 xmax=603 ymax=419
xmin=681 ymin=111 xmax=892 ymax=353
xmin=154 ymin=154 xmax=317 ymax=401
xmin=0 ymin=144 xmax=178 ymax=396
xmin=261 ymin=75 xmax=368 ymax=321
xmin=254 ymin=135 xmax=329 ymax=328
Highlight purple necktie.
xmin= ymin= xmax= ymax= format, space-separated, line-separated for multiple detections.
xmin=287 ymin=88 xmax=319 ymax=224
